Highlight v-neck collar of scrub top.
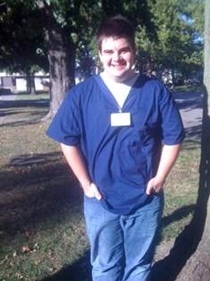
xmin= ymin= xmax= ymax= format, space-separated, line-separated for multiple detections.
xmin=94 ymin=74 xmax=144 ymax=113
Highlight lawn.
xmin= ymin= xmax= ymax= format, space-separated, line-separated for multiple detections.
xmin=0 ymin=92 xmax=200 ymax=281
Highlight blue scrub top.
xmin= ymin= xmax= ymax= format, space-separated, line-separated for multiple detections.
xmin=47 ymin=75 xmax=185 ymax=215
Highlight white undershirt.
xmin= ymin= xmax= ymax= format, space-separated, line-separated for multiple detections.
xmin=100 ymin=72 xmax=138 ymax=108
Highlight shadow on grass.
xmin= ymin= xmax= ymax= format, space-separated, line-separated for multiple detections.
xmin=0 ymin=151 xmax=91 ymax=281
xmin=151 ymin=199 xmax=207 ymax=281
xmin=162 ymin=204 xmax=195 ymax=228
xmin=0 ymin=151 xmax=197 ymax=281
xmin=151 ymin=99 xmax=209 ymax=281
xmin=0 ymin=97 xmax=50 ymax=126
xmin=0 ymin=98 xmax=49 ymax=109
xmin=38 ymin=204 xmax=196 ymax=281
xmin=184 ymin=124 xmax=202 ymax=140
xmin=40 ymin=251 xmax=91 ymax=281
xmin=0 ymin=152 xmax=83 ymax=239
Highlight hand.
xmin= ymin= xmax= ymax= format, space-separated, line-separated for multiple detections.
xmin=146 ymin=177 xmax=165 ymax=195
xmin=83 ymin=182 xmax=102 ymax=200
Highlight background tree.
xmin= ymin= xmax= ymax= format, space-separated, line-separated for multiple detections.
xmin=136 ymin=0 xmax=204 ymax=82
xmin=175 ymin=0 xmax=210 ymax=279
xmin=0 ymin=0 xmax=205 ymax=117
xmin=35 ymin=0 xmax=102 ymax=118
xmin=0 ymin=0 xmax=48 ymax=94
xmin=35 ymin=0 xmax=157 ymax=118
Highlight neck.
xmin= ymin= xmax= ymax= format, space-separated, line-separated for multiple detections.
xmin=102 ymin=71 xmax=136 ymax=84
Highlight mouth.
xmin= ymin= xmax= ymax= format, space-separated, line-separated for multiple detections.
xmin=111 ymin=62 xmax=126 ymax=69
xmin=111 ymin=58 xmax=126 ymax=66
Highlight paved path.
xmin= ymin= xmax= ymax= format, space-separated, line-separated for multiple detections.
xmin=0 ymin=94 xmax=17 ymax=101
xmin=0 ymin=91 xmax=204 ymax=140
xmin=173 ymin=91 xmax=203 ymax=141
xmin=0 ymin=94 xmax=18 ymax=124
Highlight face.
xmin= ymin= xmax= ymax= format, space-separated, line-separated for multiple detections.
xmin=99 ymin=37 xmax=136 ymax=82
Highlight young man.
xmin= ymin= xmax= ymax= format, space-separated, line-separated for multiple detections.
xmin=47 ymin=15 xmax=185 ymax=281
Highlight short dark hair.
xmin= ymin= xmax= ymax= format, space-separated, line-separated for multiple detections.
xmin=96 ymin=15 xmax=136 ymax=51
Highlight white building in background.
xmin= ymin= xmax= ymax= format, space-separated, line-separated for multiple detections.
xmin=0 ymin=71 xmax=50 ymax=93
xmin=0 ymin=69 xmax=93 ymax=94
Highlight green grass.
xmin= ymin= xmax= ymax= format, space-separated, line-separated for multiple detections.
xmin=0 ymin=93 xmax=200 ymax=280
xmin=162 ymin=141 xmax=200 ymax=241
xmin=174 ymin=84 xmax=203 ymax=93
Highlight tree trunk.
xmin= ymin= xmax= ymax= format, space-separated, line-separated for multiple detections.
xmin=36 ymin=0 xmax=76 ymax=120
xmin=26 ymin=71 xmax=36 ymax=95
xmin=46 ymin=30 xmax=75 ymax=119
xmin=175 ymin=114 xmax=210 ymax=281
xmin=175 ymin=0 xmax=210 ymax=280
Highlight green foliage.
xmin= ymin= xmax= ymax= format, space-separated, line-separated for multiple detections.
xmin=0 ymin=0 xmax=205 ymax=82
xmin=181 ymin=0 xmax=205 ymax=34
xmin=0 ymin=0 xmax=48 ymax=73
xmin=136 ymin=0 xmax=204 ymax=77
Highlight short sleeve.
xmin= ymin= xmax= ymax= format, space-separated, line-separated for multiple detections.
xmin=46 ymin=90 xmax=82 ymax=146
xmin=159 ymin=86 xmax=185 ymax=145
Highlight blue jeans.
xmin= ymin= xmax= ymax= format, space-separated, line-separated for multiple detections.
xmin=84 ymin=195 xmax=163 ymax=281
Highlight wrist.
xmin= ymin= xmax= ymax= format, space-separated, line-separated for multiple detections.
xmin=155 ymin=174 xmax=166 ymax=184
xmin=80 ymin=180 xmax=92 ymax=190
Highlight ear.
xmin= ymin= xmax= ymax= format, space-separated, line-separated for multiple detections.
xmin=98 ymin=50 xmax=102 ymax=61
xmin=98 ymin=51 xmax=105 ymax=66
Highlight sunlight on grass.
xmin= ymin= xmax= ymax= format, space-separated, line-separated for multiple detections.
xmin=162 ymin=140 xmax=200 ymax=241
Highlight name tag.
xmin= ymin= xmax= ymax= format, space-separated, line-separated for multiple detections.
xmin=111 ymin=112 xmax=131 ymax=126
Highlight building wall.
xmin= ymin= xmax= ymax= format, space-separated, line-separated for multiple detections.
xmin=0 ymin=72 xmax=49 ymax=93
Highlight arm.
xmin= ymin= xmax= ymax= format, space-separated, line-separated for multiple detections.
xmin=146 ymin=144 xmax=181 ymax=195
xmin=61 ymin=143 xmax=102 ymax=200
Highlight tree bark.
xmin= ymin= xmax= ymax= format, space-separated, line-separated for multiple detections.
xmin=26 ymin=70 xmax=36 ymax=95
xmin=176 ymin=115 xmax=210 ymax=281
xmin=36 ymin=0 xmax=76 ymax=120
xmin=46 ymin=28 xmax=75 ymax=119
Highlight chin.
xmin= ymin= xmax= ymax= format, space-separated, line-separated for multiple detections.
xmin=114 ymin=72 xmax=131 ymax=81
xmin=110 ymin=74 xmax=125 ymax=81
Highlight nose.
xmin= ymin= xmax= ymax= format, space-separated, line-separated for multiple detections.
xmin=113 ymin=51 xmax=121 ymax=60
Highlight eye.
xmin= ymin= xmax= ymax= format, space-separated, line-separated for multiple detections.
xmin=103 ymin=50 xmax=113 ymax=55
xmin=120 ymin=47 xmax=130 ymax=55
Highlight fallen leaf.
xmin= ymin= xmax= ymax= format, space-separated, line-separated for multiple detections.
xmin=22 ymin=246 xmax=32 ymax=253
